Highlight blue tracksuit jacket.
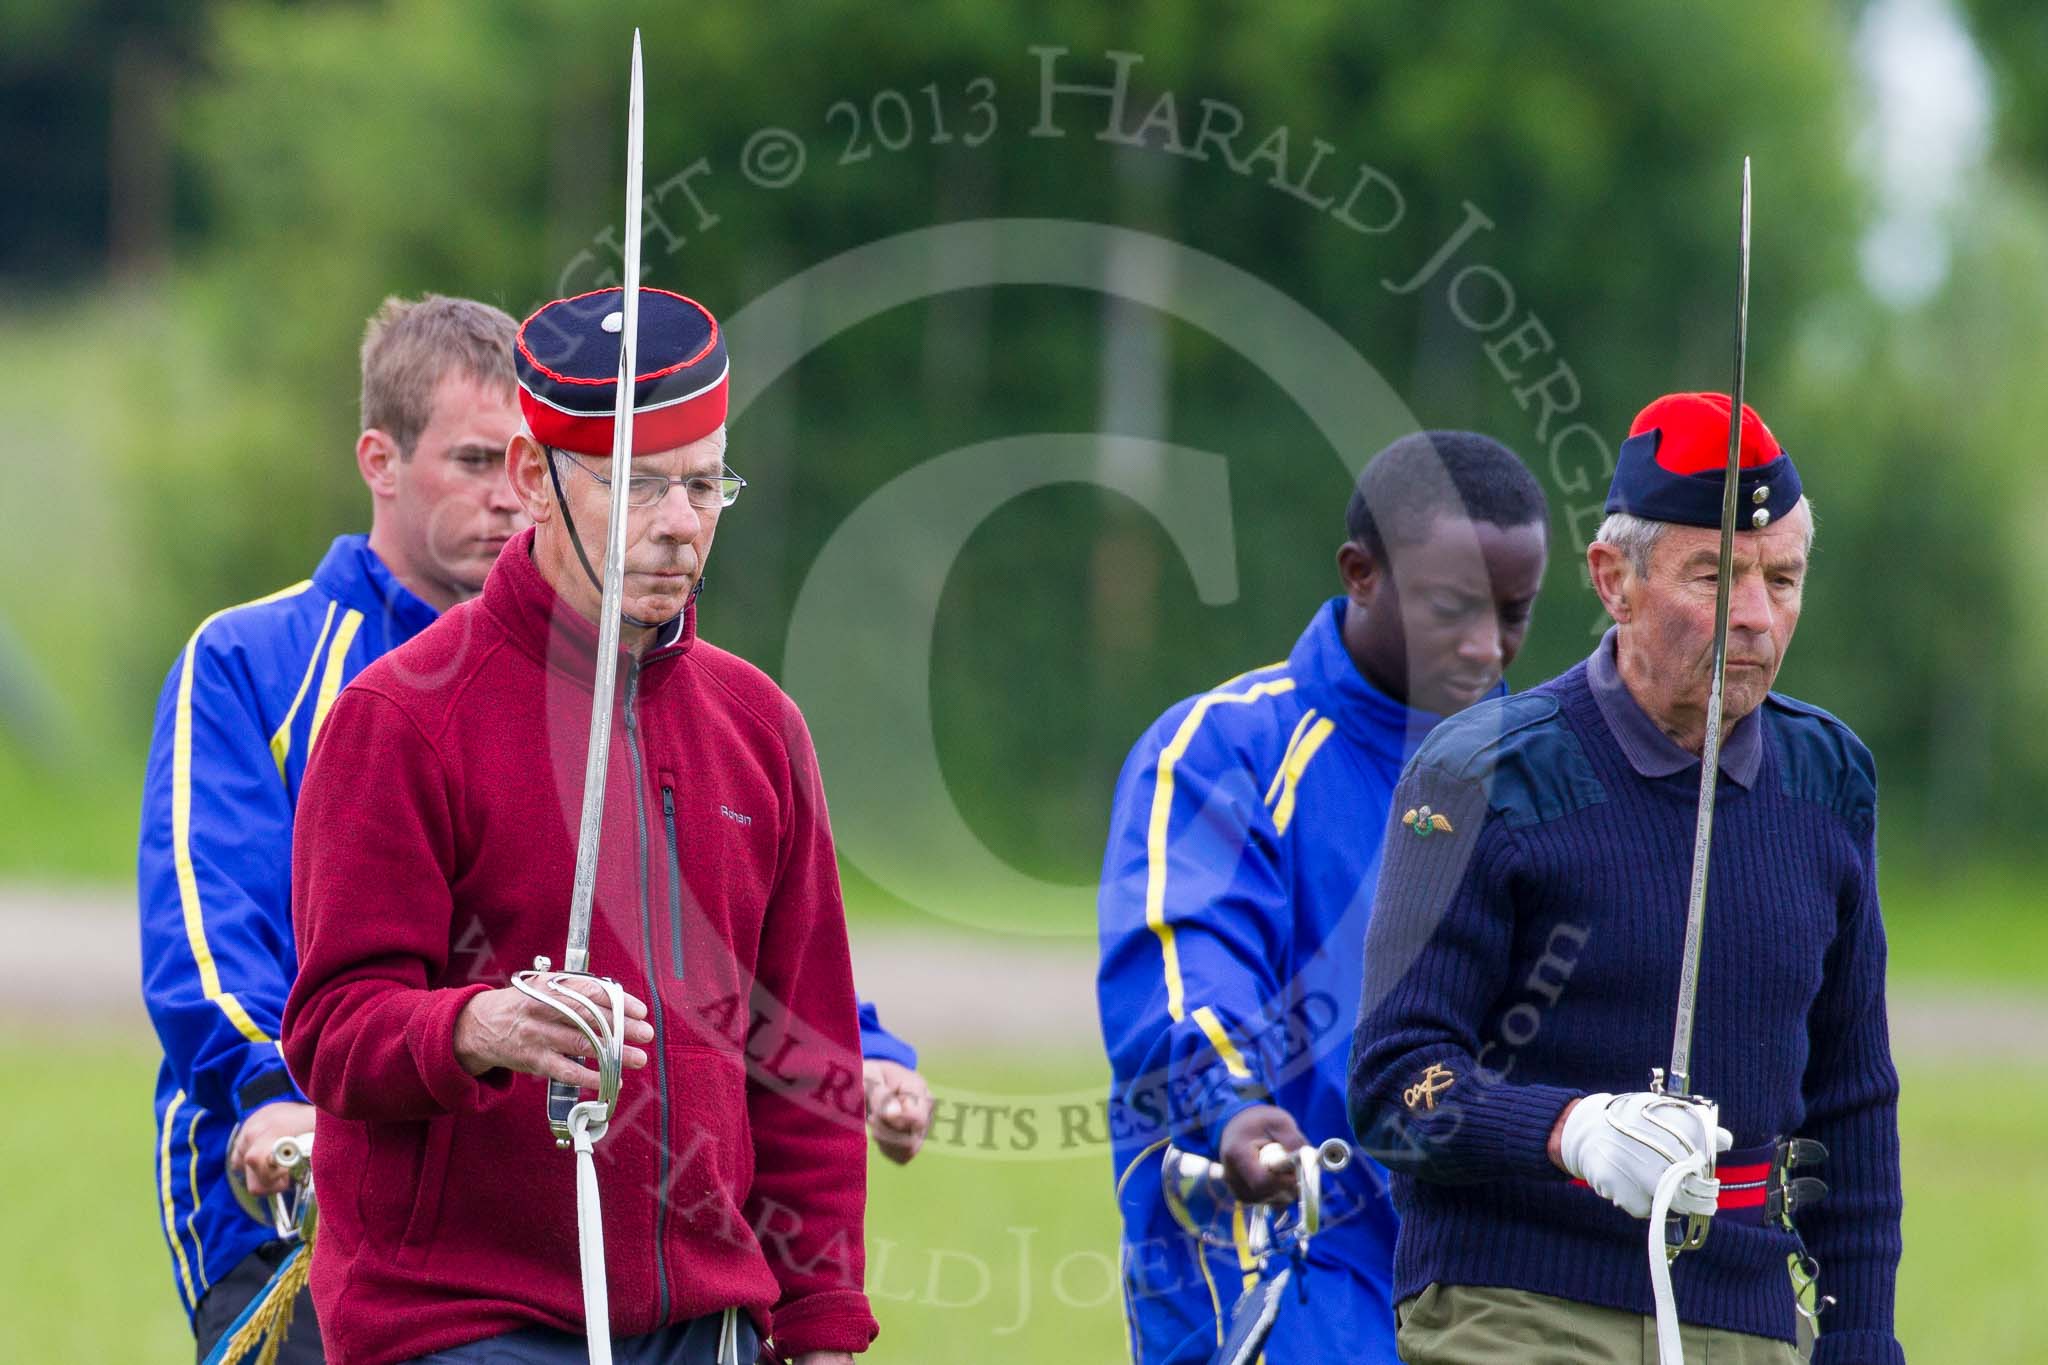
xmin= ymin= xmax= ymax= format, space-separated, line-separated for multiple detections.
xmin=138 ymin=534 xmax=915 ymax=1321
xmin=1098 ymin=598 xmax=1486 ymax=1365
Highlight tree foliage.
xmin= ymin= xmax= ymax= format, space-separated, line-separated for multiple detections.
xmin=6 ymin=0 xmax=2043 ymax=875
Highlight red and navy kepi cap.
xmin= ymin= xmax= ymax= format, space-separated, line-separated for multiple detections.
xmin=1604 ymin=392 xmax=1802 ymax=530
xmin=514 ymin=286 xmax=729 ymax=457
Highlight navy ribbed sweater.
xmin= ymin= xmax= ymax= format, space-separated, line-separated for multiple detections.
xmin=1347 ymin=662 xmax=1903 ymax=1365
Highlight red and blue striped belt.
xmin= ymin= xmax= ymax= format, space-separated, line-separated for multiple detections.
xmin=1712 ymin=1136 xmax=1828 ymax=1229
xmin=1570 ymin=1136 xmax=1828 ymax=1229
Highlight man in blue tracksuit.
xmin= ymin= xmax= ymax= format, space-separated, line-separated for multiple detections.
xmin=1097 ymin=432 xmax=1551 ymax=1365
xmin=139 ymin=294 xmax=927 ymax=1361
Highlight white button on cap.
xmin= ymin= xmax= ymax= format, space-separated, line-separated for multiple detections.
xmin=1752 ymin=483 xmax=1770 ymax=505
xmin=1752 ymin=508 xmax=1772 ymax=529
xmin=602 ymin=311 xmax=624 ymax=333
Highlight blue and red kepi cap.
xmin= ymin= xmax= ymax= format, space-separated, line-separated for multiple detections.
xmin=514 ymin=286 xmax=729 ymax=456
xmin=1604 ymin=392 xmax=1802 ymax=530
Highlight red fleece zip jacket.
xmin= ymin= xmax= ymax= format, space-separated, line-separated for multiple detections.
xmin=282 ymin=530 xmax=877 ymax=1364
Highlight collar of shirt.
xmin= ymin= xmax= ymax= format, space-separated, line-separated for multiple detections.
xmin=314 ymin=534 xmax=441 ymax=645
xmin=1290 ymin=597 xmax=1491 ymax=765
xmin=1586 ymin=625 xmax=1760 ymax=789
xmin=481 ymin=528 xmax=698 ymax=688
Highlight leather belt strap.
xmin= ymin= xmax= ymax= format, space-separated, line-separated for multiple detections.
xmin=1705 ymin=1136 xmax=1828 ymax=1229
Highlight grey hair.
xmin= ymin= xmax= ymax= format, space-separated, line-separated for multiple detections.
xmin=1593 ymin=498 xmax=1816 ymax=575
xmin=1593 ymin=511 xmax=1667 ymax=576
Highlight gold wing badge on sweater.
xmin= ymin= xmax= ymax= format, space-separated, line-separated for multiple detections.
xmin=1404 ymin=1063 xmax=1455 ymax=1110
xmin=1402 ymin=805 xmax=1453 ymax=838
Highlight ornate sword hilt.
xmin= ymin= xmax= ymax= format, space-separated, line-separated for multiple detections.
xmin=268 ymin=1131 xmax=316 ymax=1240
xmin=1256 ymin=1138 xmax=1352 ymax=1239
xmin=1162 ymin=1137 xmax=1353 ymax=1263
xmin=1648 ymin=1067 xmax=1717 ymax=1257
xmin=225 ymin=1126 xmax=318 ymax=1239
xmin=513 ymin=956 xmax=627 ymax=1148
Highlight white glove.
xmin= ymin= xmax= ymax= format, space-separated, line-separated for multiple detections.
xmin=1559 ymin=1091 xmax=1732 ymax=1220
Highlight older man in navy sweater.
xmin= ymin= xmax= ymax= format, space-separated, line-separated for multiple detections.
xmin=1349 ymin=393 xmax=1903 ymax=1364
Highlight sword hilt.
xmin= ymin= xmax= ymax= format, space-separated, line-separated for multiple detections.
xmin=1257 ymin=1138 xmax=1351 ymax=1239
xmin=546 ymin=1078 xmax=581 ymax=1140
xmin=1161 ymin=1135 xmax=1354 ymax=1258
xmin=514 ymin=957 xmax=627 ymax=1149
xmin=1648 ymin=1067 xmax=1720 ymax=1259
xmin=266 ymin=1132 xmax=315 ymax=1240
xmin=1256 ymin=1137 xmax=1352 ymax=1175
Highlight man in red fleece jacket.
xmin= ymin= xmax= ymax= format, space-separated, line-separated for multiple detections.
xmin=284 ymin=287 xmax=877 ymax=1365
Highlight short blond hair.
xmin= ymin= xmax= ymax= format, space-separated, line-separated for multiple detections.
xmin=359 ymin=294 xmax=518 ymax=455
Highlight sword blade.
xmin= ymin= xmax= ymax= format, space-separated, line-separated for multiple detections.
xmin=563 ymin=30 xmax=645 ymax=975
xmin=1667 ymin=157 xmax=1750 ymax=1097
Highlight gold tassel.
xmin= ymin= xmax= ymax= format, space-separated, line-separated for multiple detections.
xmin=213 ymin=1241 xmax=310 ymax=1365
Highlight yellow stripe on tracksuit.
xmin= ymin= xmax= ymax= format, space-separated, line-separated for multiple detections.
xmin=184 ymin=1105 xmax=211 ymax=1291
xmin=1193 ymin=1005 xmax=1252 ymax=1080
xmin=269 ymin=600 xmax=338 ymax=778
xmin=306 ymin=608 xmax=365 ymax=756
xmin=172 ymin=581 xmax=311 ymax=1046
xmin=1138 ymin=669 xmax=1301 ymax=1355
xmin=1143 ymin=676 xmax=1296 ymax=1023
xmin=1267 ymin=717 xmax=1336 ymax=836
xmin=1263 ymin=710 xmax=1318 ymax=806
xmin=1230 ymin=1207 xmax=1268 ymax=1365
xmin=159 ymin=1090 xmax=198 ymax=1310
xmin=1231 ymin=1206 xmax=1262 ymax=1293
xmin=1195 ymin=1238 xmax=1227 ymax=1350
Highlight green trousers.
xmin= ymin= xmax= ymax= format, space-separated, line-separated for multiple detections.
xmin=1396 ymin=1284 xmax=1803 ymax=1365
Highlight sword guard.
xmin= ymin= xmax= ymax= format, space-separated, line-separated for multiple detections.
xmin=1649 ymin=1067 xmax=1710 ymax=1104
xmin=1646 ymin=1070 xmax=1721 ymax=1260
xmin=1665 ymin=1210 xmax=1712 ymax=1259
xmin=512 ymin=965 xmax=627 ymax=1146
xmin=1162 ymin=1137 xmax=1351 ymax=1260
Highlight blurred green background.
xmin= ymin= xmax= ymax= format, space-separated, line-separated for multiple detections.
xmin=3 ymin=0 xmax=2044 ymax=1360
xmin=9 ymin=0 xmax=2048 ymax=882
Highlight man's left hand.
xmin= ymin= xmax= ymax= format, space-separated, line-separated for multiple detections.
xmin=862 ymin=1059 xmax=932 ymax=1165
xmin=230 ymin=1100 xmax=316 ymax=1197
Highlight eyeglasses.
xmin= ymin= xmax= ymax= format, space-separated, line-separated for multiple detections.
xmin=547 ymin=447 xmax=747 ymax=510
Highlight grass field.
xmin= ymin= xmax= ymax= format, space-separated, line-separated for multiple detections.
xmin=1 ymin=1038 xmax=2040 ymax=1363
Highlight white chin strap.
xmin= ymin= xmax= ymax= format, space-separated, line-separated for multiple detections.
xmin=1647 ymin=1147 xmax=1715 ymax=1365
